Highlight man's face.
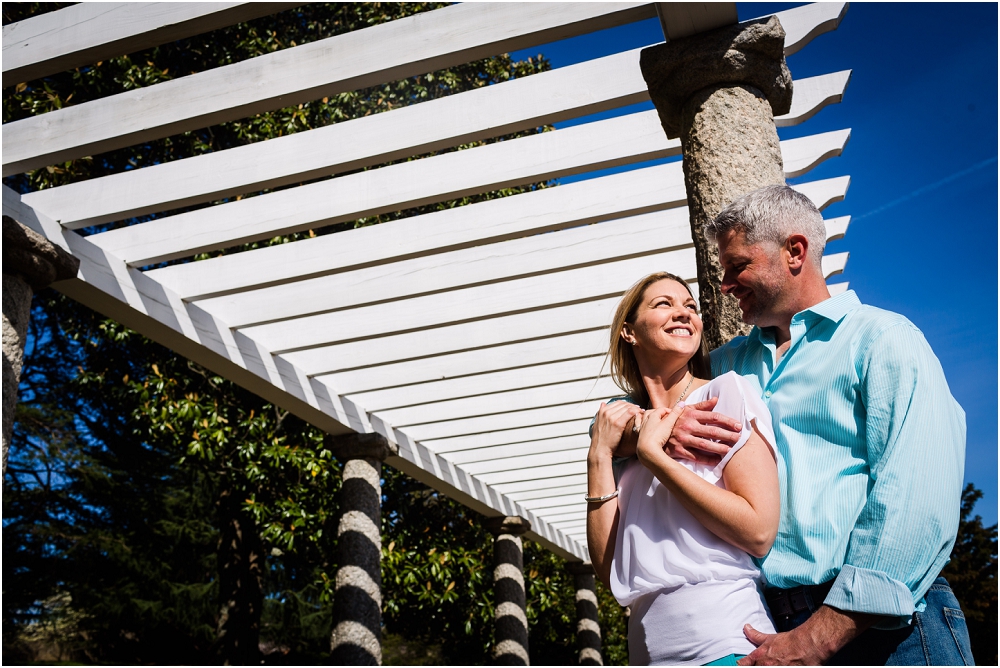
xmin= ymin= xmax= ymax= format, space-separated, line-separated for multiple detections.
xmin=717 ymin=229 xmax=787 ymax=327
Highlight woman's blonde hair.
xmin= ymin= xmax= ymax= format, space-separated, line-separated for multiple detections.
xmin=608 ymin=272 xmax=711 ymax=408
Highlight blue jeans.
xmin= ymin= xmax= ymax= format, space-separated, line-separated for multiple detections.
xmin=774 ymin=577 xmax=974 ymax=666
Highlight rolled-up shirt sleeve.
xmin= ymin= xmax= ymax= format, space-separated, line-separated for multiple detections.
xmin=824 ymin=322 xmax=966 ymax=625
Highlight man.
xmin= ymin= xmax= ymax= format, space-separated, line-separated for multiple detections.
xmin=688 ymin=183 xmax=969 ymax=665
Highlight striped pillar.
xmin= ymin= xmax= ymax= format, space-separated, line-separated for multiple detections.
xmin=328 ymin=433 xmax=397 ymax=665
xmin=566 ymin=562 xmax=603 ymax=665
xmin=485 ymin=516 xmax=532 ymax=666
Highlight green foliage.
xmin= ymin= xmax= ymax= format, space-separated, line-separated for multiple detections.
xmin=941 ymin=484 xmax=998 ymax=666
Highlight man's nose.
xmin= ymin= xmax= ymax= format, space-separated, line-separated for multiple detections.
xmin=720 ymin=271 xmax=736 ymax=294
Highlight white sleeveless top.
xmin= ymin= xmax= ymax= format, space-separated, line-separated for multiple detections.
xmin=609 ymin=371 xmax=778 ymax=666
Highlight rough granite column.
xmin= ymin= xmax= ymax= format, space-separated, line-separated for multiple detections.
xmin=566 ymin=562 xmax=603 ymax=666
xmin=639 ymin=16 xmax=792 ymax=350
xmin=2 ymin=216 xmax=79 ymax=477
xmin=484 ymin=515 xmax=532 ymax=666
xmin=328 ymin=433 xmax=398 ymax=665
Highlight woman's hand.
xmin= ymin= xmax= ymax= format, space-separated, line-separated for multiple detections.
xmin=636 ymin=405 xmax=686 ymax=467
xmin=590 ymin=401 xmax=643 ymax=459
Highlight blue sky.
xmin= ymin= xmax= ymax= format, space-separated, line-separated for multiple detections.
xmin=513 ymin=2 xmax=999 ymax=524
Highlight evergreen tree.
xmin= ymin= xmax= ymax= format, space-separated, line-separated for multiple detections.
xmin=941 ymin=484 xmax=998 ymax=666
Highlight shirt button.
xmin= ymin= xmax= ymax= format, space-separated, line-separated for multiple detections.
xmin=764 ymin=390 xmax=772 ymax=398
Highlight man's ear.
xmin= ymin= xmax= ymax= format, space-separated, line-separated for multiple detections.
xmin=784 ymin=234 xmax=809 ymax=270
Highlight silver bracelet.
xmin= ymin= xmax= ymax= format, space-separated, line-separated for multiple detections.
xmin=584 ymin=488 xmax=620 ymax=503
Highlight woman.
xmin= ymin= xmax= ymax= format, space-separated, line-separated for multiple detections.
xmin=587 ymin=272 xmax=780 ymax=666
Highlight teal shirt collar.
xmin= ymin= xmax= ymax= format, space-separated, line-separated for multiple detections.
xmin=748 ymin=290 xmax=862 ymax=345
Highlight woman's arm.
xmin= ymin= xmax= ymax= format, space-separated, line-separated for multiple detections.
xmin=637 ymin=408 xmax=779 ymax=558
xmin=587 ymin=400 xmax=642 ymax=586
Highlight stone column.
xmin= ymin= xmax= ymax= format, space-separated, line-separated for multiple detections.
xmin=566 ymin=562 xmax=602 ymax=666
xmin=2 ymin=216 xmax=79 ymax=477
xmin=328 ymin=433 xmax=398 ymax=665
xmin=484 ymin=515 xmax=532 ymax=666
xmin=639 ymin=16 xmax=793 ymax=350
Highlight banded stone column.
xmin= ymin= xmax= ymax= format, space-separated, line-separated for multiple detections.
xmin=2 ymin=216 xmax=78 ymax=477
xmin=328 ymin=433 xmax=397 ymax=665
xmin=639 ymin=16 xmax=792 ymax=350
xmin=566 ymin=562 xmax=602 ymax=666
xmin=485 ymin=516 xmax=531 ymax=666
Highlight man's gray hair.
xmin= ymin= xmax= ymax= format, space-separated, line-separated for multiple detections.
xmin=706 ymin=184 xmax=826 ymax=266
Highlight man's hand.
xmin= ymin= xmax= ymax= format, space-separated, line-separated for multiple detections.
xmin=664 ymin=396 xmax=742 ymax=465
xmin=737 ymin=606 xmax=875 ymax=666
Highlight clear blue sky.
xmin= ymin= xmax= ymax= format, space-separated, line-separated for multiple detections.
xmin=513 ymin=2 xmax=999 ymax=524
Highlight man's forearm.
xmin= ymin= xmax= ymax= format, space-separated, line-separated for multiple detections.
xmin=798 ymin=605 xmax=878 ymax=660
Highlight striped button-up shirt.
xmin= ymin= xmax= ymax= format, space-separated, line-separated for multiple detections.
xmin=711 ymin=290 xmax=965 ymax=626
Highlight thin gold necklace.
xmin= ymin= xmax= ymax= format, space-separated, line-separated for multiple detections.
xmin=675 ymin=374 xmax=694 ymax=405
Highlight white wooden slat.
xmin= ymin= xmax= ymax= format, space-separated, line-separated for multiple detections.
xmin=480 ymin=461 xmax=587 ymax=486
xmin=354 ymin=357 xmax=609 ymax=413
xmin=423 ymin=420 xmax=593 ymax=454
xmin=503 ymin=482 xmax=588 ymax=502
xmin=442 ymin=435 xmax=589 ymax=465
xmin=777 ymin=70 xmax=851 ymax=127
xmin=657 ymin=3 xmax=738 ymax=40
xmin=197 ymin=206 xmax=693 ymax=328
xmin=399 ymin=401 xmax=606 ymax=442
xmin=494 ymin=476 xmax=588 ymax=496
xmin=2 ymin=2 xmax=655 ymax=176
xmin=520 ymin=495 xmax=588 ymax=513
xmin=381 ymin=376 xmax=622 ymax=428
xmin=8 ymin=185 xmax=589 ymax=563
xmin=822 ymin=252 xmax=849 ymax=278
xmin=459 ymin=447 xmax=588 ymax=476
xmin=539 ymin=509 xmax=587 ymax=525
xmin=90 ymin=110 xmax=682 ymax=266
xmin=775 ymin=2 xmax=848 ymax=56
xmin=2 ymin=3 xmax=298 ymax=88
xmin=825 ymin=215 xmax=851 ymax=242
xmin=323 ymin=332 xmax=610 ymax=396
xmin=783 ymin=129 xmax=850 ymax=178
xmin=241 ymin=249 xmax=699 ymax=354
xmin=286 ymin=298 xmax=622 ymax=378
xmin=828 ymin=282 xmax=850 ymax=296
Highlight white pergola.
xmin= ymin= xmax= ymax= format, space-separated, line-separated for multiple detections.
xmin=3 ymin=2 xmax=851 ymax=563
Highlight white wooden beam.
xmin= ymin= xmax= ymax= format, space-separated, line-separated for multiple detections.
xmin=351 ymin=358 xmax=609 ymax=414
xmin=773 ymin=2 xmax=848 ymax=56
xmin=656 ymin=3 xmax=737 ymax=40
xmin=322 ymin=332 xmax=610 ymax=396
xmin=2 ymin=3 xmax=299 ymax=88
xmin=381 ymin=377 xmax=622 ymax=429
xmin=423 ymin=420 xmax=594 ymax=454
xmin=3 ymin=2 xmax=656 ymax=176
xmin=442 ymin=435 xmax=589 ymax=465
xmin=458 ymin=447 xmax=588 ymax=476
xmin=400 ymin=401 xmax=607 ymax=442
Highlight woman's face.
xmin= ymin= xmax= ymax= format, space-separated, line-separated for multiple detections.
xmin=623 ymin=278 xmax=703 ymax=364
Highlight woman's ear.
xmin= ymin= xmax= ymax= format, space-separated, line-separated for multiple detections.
xmin=620 ymin=324 xmax=636 ymax=346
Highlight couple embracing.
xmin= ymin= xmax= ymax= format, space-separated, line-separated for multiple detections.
xmin=586 ymin=185 xmax=971 ymax=666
